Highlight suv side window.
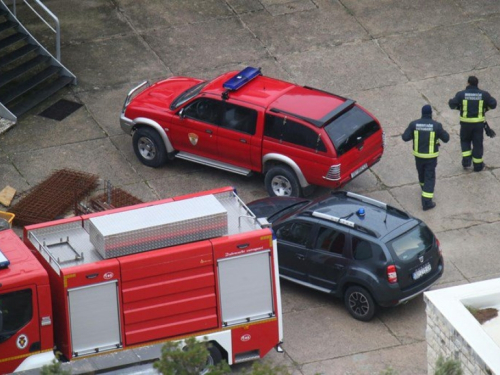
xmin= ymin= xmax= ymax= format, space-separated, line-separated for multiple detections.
xmin=183 ymin=98 xmax=222 ymax=125
xmin=264 ymin=114 xmax=327 ymax=152
xmin=276 ymin=221 xmax=313 ymax=247
xmin=221 ymin=103 xmax=257 ymax=135
xmin=352 ymin=237 xmax=386 ymax=261
xmin=0 ymin=289 xmax=32 ymax=340
xmin=315 ymin=226 xmax=346 ymax=255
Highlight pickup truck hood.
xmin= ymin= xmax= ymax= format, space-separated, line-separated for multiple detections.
xmin=130 ymin=77 xmax=204 ymax=111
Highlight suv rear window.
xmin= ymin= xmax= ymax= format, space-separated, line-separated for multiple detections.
xmin=386 ymin=223 xmax=434 ymax=262
xmin=324 ymin=106 xmax=380 ymax=156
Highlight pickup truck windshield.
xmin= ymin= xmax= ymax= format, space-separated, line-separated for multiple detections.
xmin=170 ymin=81 xmax=208 ymax=110
xmin=324 ymin=106 xmax=380 ymax=156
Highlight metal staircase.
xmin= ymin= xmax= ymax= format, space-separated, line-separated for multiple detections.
xmin=0 ymin=0 xmax=76 ymax=124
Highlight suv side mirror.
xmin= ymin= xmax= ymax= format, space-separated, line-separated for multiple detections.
xmin=178 ymin=108 xmax=185 ymax=119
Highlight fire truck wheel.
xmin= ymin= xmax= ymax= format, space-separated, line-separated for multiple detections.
xmin=265 ymin=166 xmax=302 ymax=197
xmin=132 ymin=127 xmax=167 ymax=168
xmin=201 ymin=345 xmax=222 ymax=374
xmin=344 ymin=286 xmax=376 ymax=322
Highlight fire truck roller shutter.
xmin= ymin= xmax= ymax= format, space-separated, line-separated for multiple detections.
xmin=218 ymin=250 xmax=274 ymax=326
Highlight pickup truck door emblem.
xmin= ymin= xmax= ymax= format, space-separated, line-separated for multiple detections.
xmin=188 ymin=133 xmax=199 ymax=146
xmin=16 ymin=334 xmax=28 ymax=349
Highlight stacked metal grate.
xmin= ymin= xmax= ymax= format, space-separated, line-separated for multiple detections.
xmin=9 ymin=169 xmax=99 ymax=226
xmin=89 ymin=187 xmax=143 ymax=212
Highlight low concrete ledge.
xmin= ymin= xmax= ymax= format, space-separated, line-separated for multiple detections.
xmin=0 ymin=118 xmax=15 ymax=135
xmin=424 ymin=278 xmax=500 ymax=375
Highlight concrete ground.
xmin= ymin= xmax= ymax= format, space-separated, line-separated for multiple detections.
xmin=2 ymin=0 xmax=500 ymax=374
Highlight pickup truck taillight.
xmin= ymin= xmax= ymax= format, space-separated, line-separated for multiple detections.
xmin=387 ymin=265 xmax=398 ymax=284
xmin=436 ymin=237 xmax=442 ymax=257
xmin=325 ymin=164 xmax=341 ymax=181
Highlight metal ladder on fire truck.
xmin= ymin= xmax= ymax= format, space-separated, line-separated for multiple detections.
xmin=0 ymin=0 xmax=76 ymax=131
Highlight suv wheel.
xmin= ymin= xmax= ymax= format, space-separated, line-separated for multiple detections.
xmin=265 ymin=166 xmax=301 ymax=197
xmin=344 ymin=286 xmax=376 ymax=321
xmin=133 ymin=127 xmax=167 ymax=168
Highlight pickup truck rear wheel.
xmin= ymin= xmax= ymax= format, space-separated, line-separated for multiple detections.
xmin=344 ymin=286 xmax=376 ymax=322
xmin=132 ymin=127 xmax=167 ymax=168
xmin=265 ymin=166 xmax=301 ymax=197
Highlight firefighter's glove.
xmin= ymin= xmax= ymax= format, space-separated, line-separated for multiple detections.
xmin=484 ymin=122 xmax=496 ymax=138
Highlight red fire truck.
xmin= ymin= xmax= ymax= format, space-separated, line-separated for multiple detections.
xmin=0 ymin=187 xmax=283 ymax=374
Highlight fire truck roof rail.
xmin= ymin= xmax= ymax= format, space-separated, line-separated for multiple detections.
xmin=25 ymin=189 xmax=264 ymax=274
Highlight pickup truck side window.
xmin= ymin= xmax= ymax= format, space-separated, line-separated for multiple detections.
xmin=221 ymin=103 xmax=257 ymax=135
xmin=183 ymin=98 xmax=223 ymax=125
xmin=264 ymin=114 xmax=326 ymax=152
xmin=0 ymin=289 xmax=32 ymax=339
xmin=276 ymin=221 xmax=313 ymax=247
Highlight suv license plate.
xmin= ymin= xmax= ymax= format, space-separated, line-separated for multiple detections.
xmin=413 ymin=263 xmax=432 ymax=280
xmin=351 ymin=163 xmax=368 ymax=178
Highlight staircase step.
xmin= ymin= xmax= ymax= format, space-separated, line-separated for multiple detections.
xmin=0 ymin=32 xmax=27 ymax=50
xmin=0 ymin=65 xmax=60 ymax=104
xmin=0 ymin=55 xmax=50 ymax=87
xmin=0 ymin=20 xmax=16 ymax=33
xmin=0 ymin=43 xmax=38 ymax=69
xmin=9 ymin=75 xmax=74 ymax=117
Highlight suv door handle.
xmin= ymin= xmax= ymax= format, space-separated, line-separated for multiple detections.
xmin=333 ymin=264 xmax=344 ymax=270
xmin=205 ymin=129 xmax=213 ymax=134
xmin=296 ymin=254 xmax=305 ymax=261
xmin=240 ymin=139 xmax=247 ymax=143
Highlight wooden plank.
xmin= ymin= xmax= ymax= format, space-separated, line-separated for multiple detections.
xmin=0 ymin=185 xmax=16 ymax=207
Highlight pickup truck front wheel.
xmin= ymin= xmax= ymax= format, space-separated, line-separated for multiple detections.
xmin=265 ymin=166 xmax=301 ymax=197
xmin=132 ymin=127 xmax=167 ymax=168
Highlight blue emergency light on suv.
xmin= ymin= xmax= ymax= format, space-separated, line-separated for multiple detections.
xmin=247 ymin=191 xmax=444 ymax=321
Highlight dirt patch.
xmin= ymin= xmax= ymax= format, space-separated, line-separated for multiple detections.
xmin=467 ymin=306 xmax=499 ymax=325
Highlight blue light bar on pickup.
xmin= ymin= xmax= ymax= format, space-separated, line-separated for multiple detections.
xmin=0 ymin=248 xmax=10 ymax=268
xmin=223 ymin=67 xmax=261 ymax=91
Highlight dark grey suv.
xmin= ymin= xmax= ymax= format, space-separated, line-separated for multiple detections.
xmin=247 ymin=191 xmax=444 ymax=321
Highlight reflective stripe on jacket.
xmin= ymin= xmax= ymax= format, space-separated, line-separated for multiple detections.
xmin=449 ymin=85 xmax=497 ymax=124
xmin=402 ymin=115 xmax=450 ymax=159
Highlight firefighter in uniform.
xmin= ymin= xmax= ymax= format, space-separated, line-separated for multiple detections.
xmin=449 ymin=76 xmax=497 ymax=171
xmin=402 ymin=105 xmax=450 ymax=211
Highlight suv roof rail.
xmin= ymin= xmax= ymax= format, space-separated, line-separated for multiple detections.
xmin=333 ymin=191 xmax=411 ymax=219
xmin=345 ymin=191 xmax=387 ymax=209
xmin=311 ymin=211 xmax=379 ymax=238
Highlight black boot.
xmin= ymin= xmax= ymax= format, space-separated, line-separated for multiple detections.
xmin=462 ymin=157 xmax=471 ymax=169
xmin=473 ymin=162 xmax=484 ymax=172
xmin=422 ymin=197 xmax=436 ymax=211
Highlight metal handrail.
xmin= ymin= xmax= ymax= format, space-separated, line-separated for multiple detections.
xmin=10 ymin=0 xmax=61 ymax=61
xmin=28 ymin=231 xmax=62 ymax=276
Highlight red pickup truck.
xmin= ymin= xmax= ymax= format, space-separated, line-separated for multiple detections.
xmin=120 ymin=67 xmax=384 ymax=197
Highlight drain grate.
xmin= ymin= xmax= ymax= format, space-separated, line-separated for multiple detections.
xmin=9 ymin=169 xmax=99 ymax=226
xmin=39 ymin=99 xmax=83 ymax=121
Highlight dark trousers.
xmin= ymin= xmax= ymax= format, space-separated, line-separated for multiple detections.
xmin=415 ymin=157 xmax=437 ymax=203
xmin=460 ymin=122 xmax=484 ymax=170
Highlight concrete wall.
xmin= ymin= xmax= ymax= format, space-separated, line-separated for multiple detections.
xmin=425 ymin=279 xmax=500 ymax=375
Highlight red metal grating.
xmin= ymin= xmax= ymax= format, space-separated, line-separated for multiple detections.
xmin=9 ymin=169 xmax=99 ymax=226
